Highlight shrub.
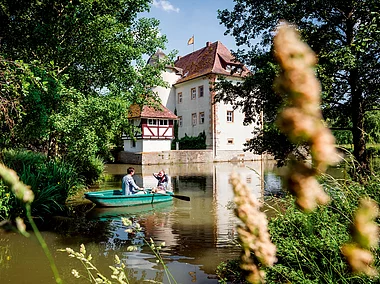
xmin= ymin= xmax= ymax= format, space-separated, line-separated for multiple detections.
xmin=0 ymin=149 xmax=85 ymax=220
xmin=173 ymin=131 xmax=207 ymax=150
xmin=67 ymin=154 xmax=104 ymax=185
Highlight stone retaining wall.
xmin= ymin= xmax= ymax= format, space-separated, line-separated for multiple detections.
xmin=116 ymin=150 xmax=265 ymax=165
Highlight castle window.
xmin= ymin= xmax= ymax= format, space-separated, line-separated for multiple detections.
xmin=227 ymin=111 xmax=234 ymax=122
xmin=191 ymin=88 xmax=196 ymax=100
xmin=198 ymin=85 xmax=204 ymax=97
xmin=199 ymin=112 xmax=205 ymax=124
xmin=227 ymin=138 xmax=234 ymax=145
xmin=178 ymin=116 xmax=183 ymax=127
xmin=192 ymin=113 xmax=197 ymax=126
xmin=178 ymin=92 xmax=183 ymax=103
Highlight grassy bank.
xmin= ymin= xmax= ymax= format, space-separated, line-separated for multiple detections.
xmin=217 ymin=172 xmax=380 ymax=283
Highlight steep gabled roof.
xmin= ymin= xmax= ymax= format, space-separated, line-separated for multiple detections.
xmin=128 ymin=103 xmax=177 ymax=119
xmin=174 ymin=41 xmax=250 ymax=84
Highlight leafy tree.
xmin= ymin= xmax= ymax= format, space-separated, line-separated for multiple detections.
xmin=217 ymin=0 xmax=380 ymax=173
xmin=0 ymin=0 xmax=170 ymax=182
xmin=0 ymin=0 xmax=167 ymax=97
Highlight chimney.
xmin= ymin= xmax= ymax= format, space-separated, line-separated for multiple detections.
xmin=206 ymin=41 xmax=212 ymax=47
xmin=177 ymin=55 xmax=182 ymax=61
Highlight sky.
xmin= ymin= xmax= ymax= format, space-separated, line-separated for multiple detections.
xmin=142 ymin=0 xmax=239 ymax=57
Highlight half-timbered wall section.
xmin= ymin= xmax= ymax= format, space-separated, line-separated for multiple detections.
xmin=141 ymin=119 xmax=173 ymax=139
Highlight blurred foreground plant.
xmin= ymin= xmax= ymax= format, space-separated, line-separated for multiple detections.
xmin=0 ymin=163 xmax=62 ymax=283
xmin=230 ymin=173 xmax=277 ymax=283
xmin=122 ymin=217 xmax=176 ymax=283
xmin=274 ymin=22 xmax=341 ymax=212
xmin=273 ymin=22 xmax=379 ymax=278
xmin=60 ymin=217 xmax=176 ymax=284
xmin=341 ymin=198 xmax=379 ymax=276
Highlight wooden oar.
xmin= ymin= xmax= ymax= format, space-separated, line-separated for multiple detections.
xmin=154 ymin=192 xmax=190 ymax=201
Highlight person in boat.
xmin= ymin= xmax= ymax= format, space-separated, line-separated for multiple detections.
xmin=122 ymin=167 xmax=144 ymax=195
xmin=152 ymin=170 xmax=170 ymax=193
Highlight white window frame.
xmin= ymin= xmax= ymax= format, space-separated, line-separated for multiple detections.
xmin=178 ymin=92 xmax=182 ymax=103
xmin=192 ymin=113 xmax=197 ymax=126
xmin=148 ymin=119 xmax=157 ymax=125
xmin=227 ymin=111 xmax=234 ymax=123
xmin=198 ymin=85 xmax=204 ymax=97
xmin=191 ymin=88 xmax=196 ymax=100
xmin=159 ymin=119 xmax=168 ymax=126
xmin=199 ymin=112 xmax=205 ymax=124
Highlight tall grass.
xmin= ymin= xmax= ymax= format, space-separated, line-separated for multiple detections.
xmin=0 ymin=149 xmax=85 ymax=220
xmin=264 ymin=172 xmax=380 ymax=283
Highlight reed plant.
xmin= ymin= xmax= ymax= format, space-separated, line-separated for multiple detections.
xmin=0 ymin=162 xmax=62 ymax=283
xmin=0 ymin=149 xmax=85 ymax=220
xmin=60 ymin=217 xmax=177 ymax=284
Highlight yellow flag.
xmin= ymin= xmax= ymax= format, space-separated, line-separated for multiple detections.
xmin=187 ymin=35 xmax=194 ymax=45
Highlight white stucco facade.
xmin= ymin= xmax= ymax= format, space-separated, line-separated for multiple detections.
xmin=175 ymin=77 xmax=212 ymax=143
xmin=153 ymin=68 xmax=260 ymax=156
xmin=123 ymin=42 xmax=261 ymax=158
xmin=124 ymin=138 xmax=172 ymax=153
xmin=154 ymin=67 xmax=180 ymax=111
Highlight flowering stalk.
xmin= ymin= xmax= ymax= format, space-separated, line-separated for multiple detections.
xmin=341 ymin=198 xmax=379 ymax=276
xmin=273 ymin=22 xmax=341 ymax=211
xmin=230 ymin=173 xmax=277 ymax=283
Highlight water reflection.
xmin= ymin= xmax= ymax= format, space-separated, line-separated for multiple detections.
xmin=85 ymin=161 xmax=280 ymax=280
xmin=0 ymin=160 xmax=282 ymax=284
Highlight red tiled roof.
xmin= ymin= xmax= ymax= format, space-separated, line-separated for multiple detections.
xmin=174 ymin=41 xmax=250 ymax=84
xmin=128 ymin=103 xmax=178 ymax=119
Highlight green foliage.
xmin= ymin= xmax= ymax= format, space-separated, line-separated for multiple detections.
xmin=216 ymin=259 xmax=247 ymax=284
xmin=265 ymin=173 xmax=380 ymax=283
xmin=0 ymin=183 xmax=12 ymax=220
xmin=333 ymin=130 xmax=354 ymax=145
xmin=365 ymin=111 xmax=380 ymax=144
xmin=0 ymin=149 xmax=85 ymax=220
xmin=0 ymin=0 xmax=167 ymax=96
xmin=175 ymin=131 xmax=207 ymax=150
xmin=0 ymin=162 xmax=62 ymax=283
xmin=0 ymin=0 xmax=170 ymax=185
xmin=216 ymin=170 xmax=380 ymax=283
xmin=217 ymin=1 xmax=380 ymax=170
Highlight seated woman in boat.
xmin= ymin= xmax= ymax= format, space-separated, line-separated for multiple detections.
xmin=122 ymin=167 xmax=145 ymax=195
xmin=152 ymin=170 xmax=170 ymax=193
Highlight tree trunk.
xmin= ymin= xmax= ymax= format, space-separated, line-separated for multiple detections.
xmin=350 ymin=70 xmax=370 ymax=176
xmin=347 ymin=17 xmax=370 ymax=177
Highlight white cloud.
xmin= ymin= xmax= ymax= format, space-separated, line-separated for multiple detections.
xmin=152 ymin=0 xmax=180 ymax=13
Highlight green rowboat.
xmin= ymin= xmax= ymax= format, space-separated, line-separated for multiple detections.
xmin=84 ymin=189 xmax=174 ymax=207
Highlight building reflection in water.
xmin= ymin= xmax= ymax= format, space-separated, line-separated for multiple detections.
xmin=101 ymin=160 xmax=281 ymax=276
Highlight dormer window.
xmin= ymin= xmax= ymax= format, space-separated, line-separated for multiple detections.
xmin=225 ymin=64 xmax=243 ymax=74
